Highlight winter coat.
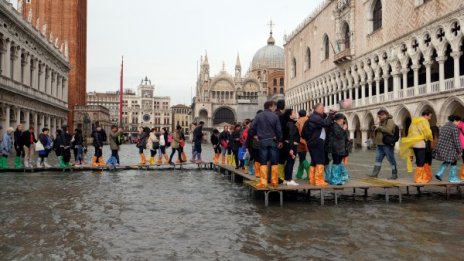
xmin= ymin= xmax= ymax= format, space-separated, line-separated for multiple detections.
xmin=330 ymin=123 xmax=348 ymax=156
xmin=73 ymin=133 xmax=84 ymax=147
xmin=92 ymin=130 xmax=105 ymax=147
xmin=109 ymin=130 xmax=122 ymax=151
xmin=14 ymin=129 xmax=22 ymax=149
xmin=219 ymin=131 xmax=231 ymax=148
xmin=434 ymin=122 xmax=461 ymax=163
xmin=374 ymin=116 xmax=396 ymax=145
xmin=38 ymin=133 xmax=53 ymax=150
xmin=457 ymin=122 xmax=464 ymax=149
xmin=283 ymin=119 xmax=299 ymax=146
xmin=159 ymin=134 xmax=166 ymax=146
xmin=230 ymin=130 xmax=242 ymax=151
xmin=210 ymin=134 xmax=219 ymax=147
xmin=1 ymin=132 xmax=13 ymax=155
xmin=193 ymin=126 xmax=204 ymax=143
xmin=146 ymin=132 xmax=159 ymax=151
xmin=137 ymin=130 xmax=149 ymax=149
xmin=249 ymin=109 xmax=282 ymax=141
xmin=20 ymin=130 xmax=37 ymax=148
xmin=302 ymin=112 xmax=333 ymax=144
xmin=170 ymin=130 xmax=181 ymax=149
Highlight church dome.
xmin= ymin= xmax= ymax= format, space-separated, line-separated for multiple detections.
xmin=251 ymin=33 xmax=284 ymax=70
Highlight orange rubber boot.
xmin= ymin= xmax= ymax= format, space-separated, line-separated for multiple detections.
xmin=315 ymin=164 xmax=328 ymax=186
xmin=156 ymin=156 xmax=162 ymax=165
xmin=254 ymin=162 xmax=261 ymax=178
xmin=139 ymin=153 xmax=146 ymax=165
xmin=270 ymin=165 xmax=279 ymax=187
xmin=221 ymin=155 xmax=226 ymax=164
xmin=308 ymin=166 xmax=315 ymax=185
xmin=163 ymin=154 xmax=169 ymax=163
xmin=423 ymin=164 xmax=433 ymax=183
xmin=460 ymin=165 xmax=464 ymax=180
xmin=414 ymin=167 xmax=425 ymax=183
xmin=181 ymin=152 xmax=188 ymax=162
xmin=256 ymin=165 xmax=268 ymax=188
xmin=91 ymin=156 xmax=98 ymax=167
xmin=98 ymin=157 xmax=106 ymax=166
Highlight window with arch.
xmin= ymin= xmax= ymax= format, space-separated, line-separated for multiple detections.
xmin=373 ymin=0 xmax=382 ymax=31
xmin=305 ymin=47 xmax=311 ymax=70
xmin=292 ymin=58 xmax=297 ymax=78
xmin=323 ymin=35 xmax=330 ymax=60
xmin=343 ymin=22 xmax=350 ymax=49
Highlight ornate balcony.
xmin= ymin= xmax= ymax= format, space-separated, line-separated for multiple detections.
xmin=333 ymin=48 xmax=352 ymax=64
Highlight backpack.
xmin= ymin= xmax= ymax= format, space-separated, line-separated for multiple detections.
xmin=152 ymin=140 xmax=160 ymax=150
xmin=382 ymin=124 xmax=400 ymax=147
xmin=101 ymin=130 xmax=107 ymax=142
xmin=115 ymin=135 xmax=124 ymax=145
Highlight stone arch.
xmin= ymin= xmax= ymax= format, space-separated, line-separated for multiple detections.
xmin=351 ymin=113 xmax=362 ymax=148
xmin=198 ymin=109 xmax=208 ymax=124
xmin=395 ymin=106 xmax=412 ymax=137
xmin=213 ymin=107 xmax=236 ymax=125
xmin=439 ymin=96 xmax=464 ymax=125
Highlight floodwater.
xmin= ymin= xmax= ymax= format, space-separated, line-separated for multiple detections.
xmin=1 ymin=144 xmax=463 ymax=260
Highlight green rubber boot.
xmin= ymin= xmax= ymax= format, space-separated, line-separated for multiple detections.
xmin=3 ymin=157 xmax=10 ymax=169
xmin=296 ymin=162 xmax=305 ymax=179
xmin=15 ymin=156 xmax=23 ymax=169
xmin=0 ymin=157 xmax=5 ymax=169
xmin=296 ymin=160 xmax=310 ymax=180
xmin=58 ymin=156 xmax=65 ymax=168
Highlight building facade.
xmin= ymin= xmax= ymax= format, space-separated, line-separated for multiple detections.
xmin=192 ymin=30 xmax=285 ymax=129
xmin=73 ymin=105 xmax=111 ymax=143
xmin=171 ymin=104 xmax=191 ymax=134
xmin=21 ymin=0 xmax=87 ymax=130
xmin=285 ymin=0 xmax=464 ymax=148
xmin=87 ymin=91 xmax=120 ymax=124
xmin=88 ymin=77 xmax=172 ymax=137
xmin=0 ymin=0 xmax=69 ymax=137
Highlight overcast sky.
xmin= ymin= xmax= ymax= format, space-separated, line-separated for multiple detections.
xmin=18 ymin=0 xmax=325 ymax=105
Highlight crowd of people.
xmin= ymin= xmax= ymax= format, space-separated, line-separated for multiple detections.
xmin=1 ymin=100 xmax=464 ymax=187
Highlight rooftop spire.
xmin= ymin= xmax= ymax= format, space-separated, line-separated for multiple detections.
xmin=267 ymin=19 xmax=275 ymax=45
xmin=235 ymin=52 xmax=241 ymax=67
xmin=204 ymin=50 xmax=209 ymax=65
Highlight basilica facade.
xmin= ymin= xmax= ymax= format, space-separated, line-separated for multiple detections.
xmin=192 ymin=31 xmax=285 ymax=129
xmin=285 ymin=0 xmax=464 ymax=148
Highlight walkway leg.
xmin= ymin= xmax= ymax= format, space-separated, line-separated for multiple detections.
xmin=265 ymin=191 xmax=269 ymax=207
xmin=385 ymin=188 xmax=390 ymax=204
xmin=397 ymin=187 xmax=402 ymax=204
xmin=416 ymin=186 xmax=422 ymax=195
xmin=446 ymin=185 xmax=450 ymax=200
xmin=364 ymin=188 xmax=368 ymax=198
xmin=334 ymin=190 xmax=338 ymax=205
xmin=320 ymin=189 xmax=325 ymax=206
xmin=279 ymin=191 xmax=283 ymax=207
xmin=406 ymin=186 xmax=410 ymax=196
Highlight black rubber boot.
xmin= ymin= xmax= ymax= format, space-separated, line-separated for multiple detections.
xmin=388 ymin=167 xmax=398 ymax=180
xmin=369 ymin=166 xmax=381 ymax=177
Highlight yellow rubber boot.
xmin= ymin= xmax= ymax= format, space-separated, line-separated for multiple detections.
xmin=149 ymin=156 xmax=155 ymax=165
xmin=256 ymin=165 xmax=268 ymax=188
xmin=315 ymin=164 xmax=328 ymax=186
xmin=278 ymin=164 xmax=285 ymax=181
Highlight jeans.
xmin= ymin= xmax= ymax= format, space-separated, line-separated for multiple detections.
xmin=111 ymin=149 xmax=120 ymax=164
xmin=76 ymin=145 xmax=84 ymax=163
xmin=332 ymin=154 xmax=345 ymax=165
xmin=308 ymin=139 xmax=325 ymax=165
xmin=258 ymin=139 xmax=278 ymax=165
xmin=169 ymin=147 xmax=182 ymax=162
xmin=284 ymin=143 xmax=297 ymax=181
xmin=375 ymin=145 xmax=397 ymax=169
xmin=95 ymin=146 xmax=103 ymax=157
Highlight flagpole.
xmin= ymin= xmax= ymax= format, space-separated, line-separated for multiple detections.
xmin=119 ymin=56 xmax=124 ymax=128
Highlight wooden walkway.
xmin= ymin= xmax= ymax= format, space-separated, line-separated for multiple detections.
xmin=214 ymin=164 xmax=464 ymax=207
xmin=0 ymin=162 xmax=215 ymax=173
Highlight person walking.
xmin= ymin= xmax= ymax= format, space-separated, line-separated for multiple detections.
xmin=136 ymin=126 xmax=150 ymax=165
xmin=282 ymin=109 xmax=299 ymax=186
xmin=250 ymin=101 xmax=283 ymax=188
xmin=147 ymin=128 xmax=159 ymax=165
xmin=399 ymin=111 xmax=434 ymax=183
xmin=73 ymin=129 xmax=85 ymax=166
xmin=157 ymin=128 xmax=169 ymax=165
xmin=211 ymin=129 xmax=220 ymax=164
xmin=369 ymin=109 xmax=399 ymax=179
xmin=230 ymin=124 xmax=242 ymax=169
xmin=0 ymin=127 xmax=14 ymax=169
xmin=328 ymin=114 xmax=350 ymax=185
xmin=20 ymin=126 xmax=37 ymax=168
xmin=56 ymin=125 xmax=72 ymax=168
xmin=91 ymin=126 xmax=107 ymax=167
xmin=434 ymin=115 xmax=462 ymax=183
xmin=168 ymin=125 xmax=183 ymax=165
xmin=302 ymin=103 xmax=334 ymax=186
xmin=192 ymin=121 xmax=205 ymax=163
xmin=276 ymin=99 xmax=286 ymax=182
xmin=13 ymin=124 xmax=24 ymax=168
xmin=295 ymin=110 xmax=310 ymax=180
xmin=240 ymin=119 xmax=251 ymax=174
xmin=108 ymin=125 xmax=123 ymax=166
xmin=37 ymin=128 xmax=53 ymax=168
xmin=219 ymin=125 xmax=231 ymax=165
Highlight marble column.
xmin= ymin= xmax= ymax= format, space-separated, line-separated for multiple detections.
xmin=437 ymin=56 xmax=446 ymax=92
xmin=5 ymin=106 xmax=10 ymax=128
xmin=452 ymin=51 xmax=462 ymax=89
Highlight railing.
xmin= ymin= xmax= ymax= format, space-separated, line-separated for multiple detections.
xmin=387 ymin=92 xmax=394 ymax=101
xmin=444 ymin=78 xmax=455 ymax=90
xmin=379 ymin=94 xmax=385 ymax=102
xmin=398 ymin=90 xmax=404 ymax=99
xmin=371 ymin=96 xmax=377 ymax=104
xmin=407 ymin=88 xmax=415 ymax=97
xmin=418 ymin=84 xmax=426 ymax=95
xmin=431 ymin=82 xmax=440 ymax=93
xmin=461 ymin=75 xmax=464 ymax=88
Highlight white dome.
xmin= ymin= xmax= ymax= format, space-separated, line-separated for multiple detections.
xmin=251 ymin=34 xmax=284 ymax=70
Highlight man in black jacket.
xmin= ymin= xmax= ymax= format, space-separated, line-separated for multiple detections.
xmin=13 ymin=124 xmax=24 ymax=168
xmin=192 ymin=121 xmax=205 ymax=163
xmin=250 ymin=100 xmax=283 ymax=188
xmin=302 ymin=103 xmax=335 ymax=186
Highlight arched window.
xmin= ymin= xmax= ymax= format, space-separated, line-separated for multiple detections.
xmin=306 ymin=48 xmax=311 ymax=69
xmin=373 ymin=0 xmax=382 ymax=31
xmin=343 ymin=22 xmax=350 ymax=49
xmin=323 ymin=35 xmax=330 ymax=60
xmin=292 ymin=58 xmax=297 ymax=78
